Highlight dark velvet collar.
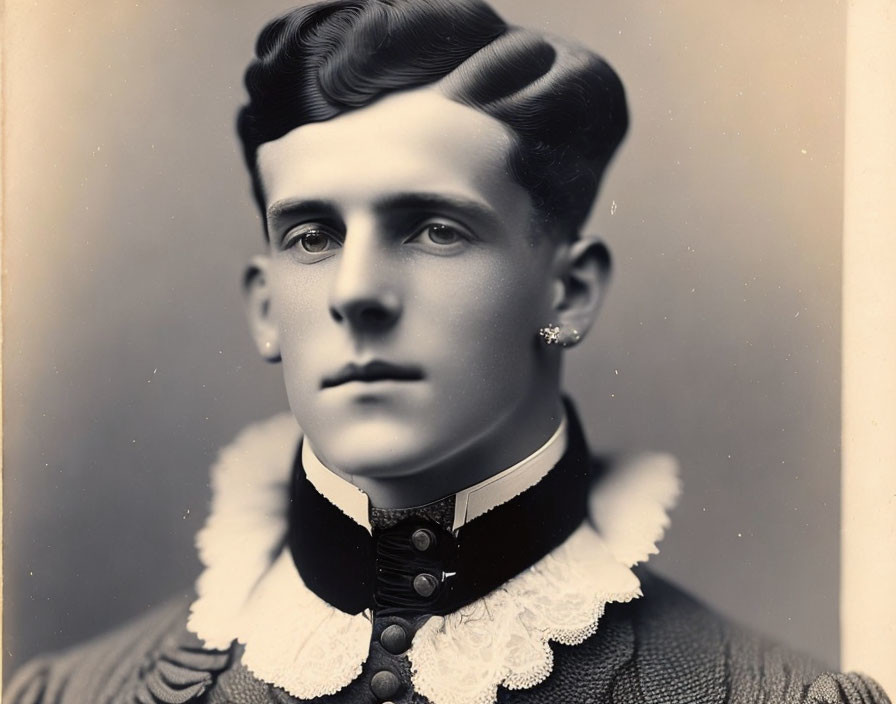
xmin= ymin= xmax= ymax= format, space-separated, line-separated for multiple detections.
xmin=288 ymin=403 xmax=598 ymax=617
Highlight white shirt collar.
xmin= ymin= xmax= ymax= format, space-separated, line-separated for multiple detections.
xmin=302 ymin=413 xmax=568 ymax=533
xmin=188 ymin=413 xmax=680 ymax=704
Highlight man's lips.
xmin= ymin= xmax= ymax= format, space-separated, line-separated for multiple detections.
xmin=321 ymin=361 xmax=425 ymax=389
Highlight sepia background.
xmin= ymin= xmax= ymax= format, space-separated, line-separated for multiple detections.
xmin=3 ymin=0 xmax=846 ymax=677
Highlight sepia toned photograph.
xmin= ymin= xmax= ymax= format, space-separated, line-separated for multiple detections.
xmin=3 ymin=1 xmax=894 ymax=702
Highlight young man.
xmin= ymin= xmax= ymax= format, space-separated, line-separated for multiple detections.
xmin=6 ymin=1 xmax=889 ymax=703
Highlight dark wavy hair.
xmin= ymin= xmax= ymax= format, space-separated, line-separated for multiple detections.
xmin=237 ymin=0 xmax=628 ymax=239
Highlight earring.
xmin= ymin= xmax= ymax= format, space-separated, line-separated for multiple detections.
xmin=539 ymin=323 xmax=581 ymax=347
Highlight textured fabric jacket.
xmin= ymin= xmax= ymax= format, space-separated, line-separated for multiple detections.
xmin=5 ymin=572 xmax=889 ymax=704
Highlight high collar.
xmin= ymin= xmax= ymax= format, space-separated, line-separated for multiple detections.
xmin=302 ymin=412 xmax=568 ymax=533
xmin=289 ymin=407 xmax=589 ymax=616
xmin=188 ymin=408 xmax=680 ymax=704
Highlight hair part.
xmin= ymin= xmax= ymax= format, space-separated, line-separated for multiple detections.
xmin=238 ymin=0 xmax=628 ymax=239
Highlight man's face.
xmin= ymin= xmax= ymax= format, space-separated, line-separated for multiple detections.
xmin=253 ymin=90 xmax=559 ymax=479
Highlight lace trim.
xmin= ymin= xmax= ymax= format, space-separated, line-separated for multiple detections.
xmin=188 ymin=414 xmax=300 ymax=650
xmin=408 ymin=523 xmax=642 ymax=704
xmin=589 ymin=452 xmax=681 ymax=566
xmin=187 ymin=415 xmax=680 ymax=703
xmin=186 ymin=415 xmax=373 ymax=698
xmin=238 ymin=551 xmax=371 ymax=698
xmin=408 ymin=453 xmax=679 ymax=704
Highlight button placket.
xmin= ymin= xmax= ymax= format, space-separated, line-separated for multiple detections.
xmin=368 ymin=520 xmax=458 ymax=703
xmin=362 ymin=618 xmax=413 ymax=704
xmin=373 ymin=519 xmax=454 ymax=615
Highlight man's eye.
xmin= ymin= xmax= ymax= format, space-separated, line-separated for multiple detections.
xmin=425 ymin=224 xmax=461 ymax=244
xmin=410 ymin=222 xmax=470 ymax=247
xmin=299 ymin=230 xmax=335 ymax=252
xmin=282 ymin=225 xmax=342 ymax=260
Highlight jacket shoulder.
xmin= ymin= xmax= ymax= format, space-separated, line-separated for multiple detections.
xmin=4 ymin=593 xmax=231 ymax=704
xmin=631 ymin=572 xmax=890 ymax=704
xmin=513 ymin=571 xmax=888 ymax=704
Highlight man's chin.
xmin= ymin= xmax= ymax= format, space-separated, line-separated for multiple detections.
xmin=307 ymin=419 xmax=444 ymax=480
xmin=321 ymin=443 xmax=445 ymax=481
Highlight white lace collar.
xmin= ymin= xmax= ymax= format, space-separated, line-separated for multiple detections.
xmin=302 ymin=413 xmax=568 ymax=532
xmin=187 ymin=414 xmax=680 ymax=704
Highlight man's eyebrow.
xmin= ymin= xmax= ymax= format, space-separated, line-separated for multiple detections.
xmin=374 ymin=193 xmax=504 ymax=229
xmin=266 ymin=198 xmax=337 ymax=224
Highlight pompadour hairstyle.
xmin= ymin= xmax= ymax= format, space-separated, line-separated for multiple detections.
xmin=238 ymin=0 xmax=628 ymax=238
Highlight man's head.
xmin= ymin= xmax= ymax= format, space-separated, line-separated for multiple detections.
xmin=238 ymin=0 xmax=627 ymax=240
xmin=241 ymin=0 xmax=628 ymax=502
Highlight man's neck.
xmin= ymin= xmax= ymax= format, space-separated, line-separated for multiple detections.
xmin=315 ymin=394 xmax=567 ymax=510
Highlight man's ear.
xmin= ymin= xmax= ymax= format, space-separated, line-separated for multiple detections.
xmin=551 ymin=237 xmax=612 ymax=342
xmin=243 ymin=255 xmax=281 ymax=363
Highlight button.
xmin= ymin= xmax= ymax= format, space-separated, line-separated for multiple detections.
xmin=410 ymin=528 xmax=435 ymax=552
xmin=413 ymin=572 xmax=439 ymax=598
xmin=370 ymin=670 xmax=401 ymax=699
xmin=380 ymin=624 xmax=410 ymax=654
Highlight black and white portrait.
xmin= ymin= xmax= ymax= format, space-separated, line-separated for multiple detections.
xmin=3 ymin=1 xmax=894 ymax=702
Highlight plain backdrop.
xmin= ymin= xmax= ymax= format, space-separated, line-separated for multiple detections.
xmin=3 ymin=0 xmax=845 ymax=677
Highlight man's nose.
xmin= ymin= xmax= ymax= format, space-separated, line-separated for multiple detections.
xmin=328 ymin=221 xmax=402 ymax=333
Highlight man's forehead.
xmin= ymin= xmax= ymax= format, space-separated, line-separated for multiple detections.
xmin=255 ymin=88 xmax=531 ymax=225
